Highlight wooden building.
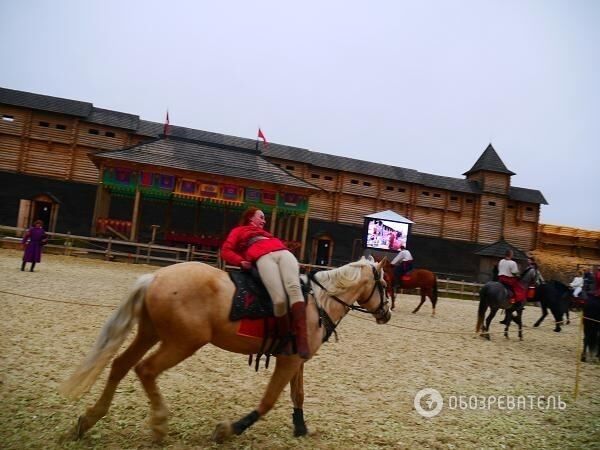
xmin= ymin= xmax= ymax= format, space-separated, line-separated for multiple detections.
xmin=1 ymin=86 xmax=561 ymax=279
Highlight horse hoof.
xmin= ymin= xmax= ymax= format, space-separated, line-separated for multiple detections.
xmin=504 ymin=333 xmax=509 ymax=339
xmin=554 ymin=327 xmax=561 ymax=333
xmin=411 ymin=310 xmax=417 ymax=314
xmin=294 ymin=424 xmax=308 ymax=437
xmin=566 ymin=320 xmax=570 ymax=325
xmin=212 ymin=421 xmax=233 ymax=443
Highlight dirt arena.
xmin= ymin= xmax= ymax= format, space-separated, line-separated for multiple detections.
xmin=0 ymin=248 xmax=598 ymax=449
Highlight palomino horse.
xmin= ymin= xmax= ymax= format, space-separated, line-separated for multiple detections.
xmin=476 ymin=268 xmax=537 ymax=340
xmin=379 ymin=258 xmax=438 ymax=316
xmin=59 ymin=256 xmax=391 ymax=444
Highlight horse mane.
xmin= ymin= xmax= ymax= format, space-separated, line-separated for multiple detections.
xmin=313 ymin=258 xmax=374 ymax=296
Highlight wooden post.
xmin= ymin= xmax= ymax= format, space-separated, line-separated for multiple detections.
xmin=292 ymin=215 xmax=300 ymax=242
xmin=91 ymin=184 xmax=104 ymax=236
xmin=150 ymin=225 xmax=160 ymax=244
xmin=283 ymin=215 xmax=290 ymax=240
xmin=106 ymin=236 xmax=112 ymax=261
xmin=269 ymin=207 xmax=278 ymax=234
xmin=300 ymin=207 xmax=310 ymax=262
xmin=187 ymin=244 xmax=192 ymax=261
xmin=130 ymin=188 xmax=141 ymax=241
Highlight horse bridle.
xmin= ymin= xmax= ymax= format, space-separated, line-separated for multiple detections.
xmin=308 ymin=265 xmax=389 ymax=320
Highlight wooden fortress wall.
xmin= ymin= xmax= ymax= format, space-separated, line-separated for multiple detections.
xmin=1 ymin=102 xmax=546 ymax=252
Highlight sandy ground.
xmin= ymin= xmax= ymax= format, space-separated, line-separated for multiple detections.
xmin=0 ymin=248 xmax=598 ymax=450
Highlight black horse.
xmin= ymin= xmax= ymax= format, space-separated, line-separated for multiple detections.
xmin=476 ymin=269 xmax=538 ymax=340
xmin=581 ymin=294 xmax=600 ymax=362
xmin=533 ymin=280 xmax=571 ymax=332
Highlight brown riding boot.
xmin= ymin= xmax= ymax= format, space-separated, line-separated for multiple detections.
xmin=291 ymin=302 xmax=310 ymax=359
xmin=276 ymin=314 xmax=291 ymax=338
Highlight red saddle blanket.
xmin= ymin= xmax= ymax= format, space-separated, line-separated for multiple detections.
xmin=238 ymin=317 xmax=276 ymax=339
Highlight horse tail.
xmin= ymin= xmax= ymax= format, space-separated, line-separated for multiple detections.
xmin=476 ymin=286 xmax=488 ymax=332
xmin=59 ymin=273 xmax=155 ymax=400
xmin=431 ymin=274 xmax=438 ymax=308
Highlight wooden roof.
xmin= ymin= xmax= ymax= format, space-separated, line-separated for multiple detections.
xmin=91 ymin=136 xmax=319 ymax=192
xmin=1 ymin=86 xmax=547 ymax=204
xmin=463 ymin=144 xmax=516 ymax=176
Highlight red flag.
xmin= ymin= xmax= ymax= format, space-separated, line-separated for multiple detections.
xmin=258 ymin=128 xmax=268 ymax=148
xmin=163 ymin=110 xmax=170 ymax=136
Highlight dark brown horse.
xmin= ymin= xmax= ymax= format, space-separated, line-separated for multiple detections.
xmin=59 ymin=256 xmax=390 ymax=444
xmin=379 ymin=258 xmax=438 ymax=316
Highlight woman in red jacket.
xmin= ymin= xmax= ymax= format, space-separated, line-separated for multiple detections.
xmin=221 ymin=207 xmax=309 ymax=359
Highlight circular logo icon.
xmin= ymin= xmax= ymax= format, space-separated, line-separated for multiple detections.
xmin=414 ymin=388 xmax=443 ymax=418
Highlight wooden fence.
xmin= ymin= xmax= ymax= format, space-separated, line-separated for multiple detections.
xmin=1 ymin=225 xmax=484 ymax=299
xmin=0 ymin=225 xmax=221 ymax=267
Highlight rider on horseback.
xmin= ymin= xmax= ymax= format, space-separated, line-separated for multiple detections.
xmin=221 ymin=207 xmax=309 ymax=359
xmin=391 ymin=245 xmax=413 ymax=287
xmin=497 ymin=249 xmax=526 ymax=304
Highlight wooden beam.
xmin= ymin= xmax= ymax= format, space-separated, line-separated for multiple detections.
xmin=300 ymin=207 xmax=310 ymax=262
xmin=130 ymin=188 xmax=142 ymax=241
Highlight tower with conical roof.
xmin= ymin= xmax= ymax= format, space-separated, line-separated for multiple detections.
xmin=463 ymin=144 xmax=514 ymax=244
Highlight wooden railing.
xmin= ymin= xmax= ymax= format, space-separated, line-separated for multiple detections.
xmin=0 ymin=225 xmax=220 ymax=267
xmin=1 ymin=225 xmax=484 ymax=298
xmin=395 ymin=278 xmax=483 ymax=300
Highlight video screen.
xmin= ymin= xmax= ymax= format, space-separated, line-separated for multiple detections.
xmin=364 ymin=218 xmax=409 ymax=251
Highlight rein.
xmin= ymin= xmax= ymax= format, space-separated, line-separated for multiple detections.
xmin=307 ymin=266 xmax=387 ymax=316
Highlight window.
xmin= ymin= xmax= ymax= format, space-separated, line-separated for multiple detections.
xmin=526 ymin=206 xmax=533 ymax=212
xmin=466 ymin=198 xmax=473 ymax=203
xmin=324 ymin=175 xmax=333 ymax=181
xmin=285 ymin=165 xmax=295 ymax=170
xmin=105 ymin=131 xmax=115 ymax=138
xmin=56 ymin=124 xmax=67 ymax=130
xmin=311 ymin=173 xmax=320 ymax=179
xmin=88 ymin=129 xmax=99 ymax=135
xmin=274 ymin=163 xmax=281 ymax=167
xmin=422 ymin=191 xmax=430 ymax=196
xmin=507 ymin=204 xmax=515 ymax=209
xmin=397 ymin=187 xmax=406 ymax=193
xmin=363 ymin=181 xmax=371 ymax=187
xmin=2 ymin=114 xmax=14 ymax=122
xmin=350 ymin=179 xmax=359 ymax=185
xmin=39 ymin=121 xmax=50 ymax=127
xmin=433 ymin=193 xmax=441 ymax=198
xmin=386 ymin=186 xmax=394 ymax=191
xmin=488 ymin=201 xmax=496 ymax=206
xmin=450 ymin=196 xmax=458 ymax=201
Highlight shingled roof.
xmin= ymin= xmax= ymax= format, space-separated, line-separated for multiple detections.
xmin=1 ymin=87 xmax=548 ymax=205
xmin=463 ymin=144 xmax=516 ymax=176
xmin=474 ymin=239 xmax=528 ymax=260
xmin=0 ymin=87 xmax=93 ymax=117
xmin=509 ymin=186 xmax=548 ymax=205
xmin=91 ymin=137 xmax=319 ymax=191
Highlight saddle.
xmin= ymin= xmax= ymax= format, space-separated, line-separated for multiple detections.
xmin=499 ymin=282 xmax=521 ymax=304
xmin=228 ymin=270 xmax=313 ymax=370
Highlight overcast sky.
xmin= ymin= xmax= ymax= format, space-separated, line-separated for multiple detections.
xmin=1 ymin=0 xmax=598 ymax=230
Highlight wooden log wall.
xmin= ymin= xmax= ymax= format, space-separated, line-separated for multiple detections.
xmin=482 ymin=172 xmax=509 ymax=195
xmin=1 ymin=102 xmax=547 ymax=251
xmin=537 ymin=224 xmax=600 ymax=259
xmin=243 ymin=156 xmax=545 ymax=249
xmin=476 ymin=194 xmax=505 ymax=244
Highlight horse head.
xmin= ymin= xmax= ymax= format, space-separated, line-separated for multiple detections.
xmin=315 ymin=257 xmax=391 ymax=324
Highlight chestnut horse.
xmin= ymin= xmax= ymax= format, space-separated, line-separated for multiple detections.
xmin=59 ymin=256 xmax=390 ymax=444
xmin=379 ymin=258 xmax=438 ymax=316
